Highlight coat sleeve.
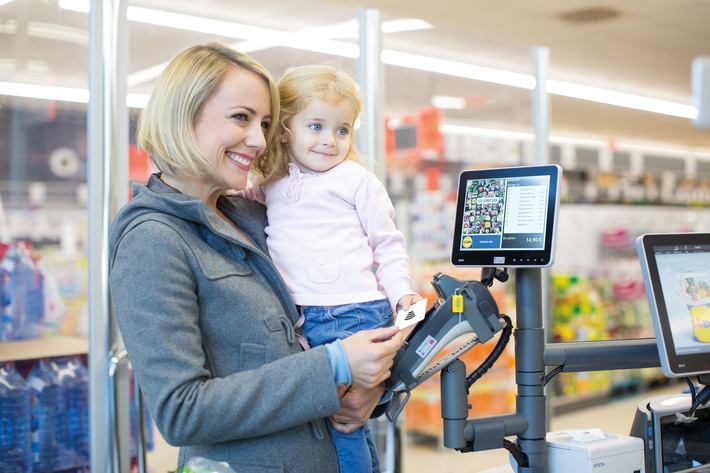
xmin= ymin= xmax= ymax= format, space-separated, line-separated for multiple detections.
xmin=109 ymin=219 xmax=340 ymax=446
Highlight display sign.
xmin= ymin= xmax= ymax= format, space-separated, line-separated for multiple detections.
xmin=451 ymin=164 xmax=561 ymax=268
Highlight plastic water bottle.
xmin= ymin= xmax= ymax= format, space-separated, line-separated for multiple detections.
xmin=27 ymin=358 xmax=64 ymax=472
xmin=0 ymin=362 xmax=32 ymax=473
xmin=53 ymin=356 xmax=89 ymax=470
xmin=0 ymin=247 xmax=15 ymax=342
xmin=0 ymin=243 xmax=43 ymax=341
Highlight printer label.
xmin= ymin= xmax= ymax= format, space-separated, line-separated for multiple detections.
xmin=416 ymin=335 xmax=437 ymax=358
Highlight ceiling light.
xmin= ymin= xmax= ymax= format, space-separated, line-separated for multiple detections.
xmin=431 ymin=95 xmax=467 ymax=110
xmin=127 ymin=93 xmax=148 ymax=109
xmin=58 ymin=0 xmax=88 ymax=13
xmin=17 ymin=1 xmax=700 ymax=123
xmin=0 ymin=81 xmax=88 ymax=103
xmin=547 ymin=80 xmax=698 ymax=119
xmin=27 ymin=22 xmax=88 ymax=45
xmin=441 ymin=124 xmax=710 ymax=158
xmin=383 ymin=50 xmax=536 ymax=89
xmin=382 ymin=18 xmax=432 ymax=34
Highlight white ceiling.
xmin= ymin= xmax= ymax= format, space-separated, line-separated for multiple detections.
xmin=2 ymin=0 xmax=710 ymax=152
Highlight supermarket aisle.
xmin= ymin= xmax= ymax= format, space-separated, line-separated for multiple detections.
xmin=400 ymin=383 xmax=682 ymax=473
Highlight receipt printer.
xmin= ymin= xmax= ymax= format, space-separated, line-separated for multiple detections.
xmin=546 ymin=429 xmax=645 ymax=473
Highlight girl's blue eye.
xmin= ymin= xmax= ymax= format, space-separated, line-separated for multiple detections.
xmin=309 ymin=123 xmax=322 ymax=131
xmin=337 ymin=127 xmax=350 ymax=136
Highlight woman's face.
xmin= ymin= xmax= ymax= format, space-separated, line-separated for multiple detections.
xmin=193 ymin=66 xmax=272 ymax=193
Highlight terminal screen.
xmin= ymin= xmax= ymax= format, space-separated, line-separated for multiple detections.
xmin=451 ymin=165 xmax=560 ymax=268
xmin=637 ymin=233 xmax=710 ymax=378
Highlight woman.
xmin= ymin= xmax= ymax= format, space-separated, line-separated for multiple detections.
xmin=108 ymin=42 xmax=402 ymax=472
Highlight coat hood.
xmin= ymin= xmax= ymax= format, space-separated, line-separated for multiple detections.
xmin=109 ymin=173 xmax=270 ymax=263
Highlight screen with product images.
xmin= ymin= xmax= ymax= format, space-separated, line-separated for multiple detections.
xmin=637 ymin=233 xmax=710 ymax=378
xmin=451 ymin=164 xmax=561 ymax=268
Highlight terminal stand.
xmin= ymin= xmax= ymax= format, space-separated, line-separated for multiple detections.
xmin=435 ymin=267 xmax=661 ymax=472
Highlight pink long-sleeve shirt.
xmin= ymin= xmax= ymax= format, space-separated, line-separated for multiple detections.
xmin=243 ymin=160 xmax=415 ymax=310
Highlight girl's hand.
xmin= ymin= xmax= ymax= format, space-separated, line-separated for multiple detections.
xmin=396 ymin=293 xmax=423 ymax=312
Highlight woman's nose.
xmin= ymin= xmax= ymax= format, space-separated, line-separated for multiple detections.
xmin=246 ymin=124 xmax=267 ymax=152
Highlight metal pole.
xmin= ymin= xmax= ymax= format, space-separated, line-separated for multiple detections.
xmin=88 ymin=0 xmax=129 ymax=471
xmin=514 ymin=268 xmax=547 ymax=473
xmin=357 ymin=8 xmax=396 ymax=473
xmin=531 ymin=46 xmax=549 ymax=167
xmin=356 ymin=7 xmax=386 ymax=181
xmin=531 ymin=46 xmax=553 ymax=432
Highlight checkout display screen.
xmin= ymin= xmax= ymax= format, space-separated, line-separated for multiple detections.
xmin=653 ymin=245 xmax=710 ymax=358
xmin=451 ymin=164 xmax=560 ymax=268
xmin=660 ymin=407 xmax=710 ymax=472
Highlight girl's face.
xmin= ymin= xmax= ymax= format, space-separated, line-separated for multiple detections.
xmin=193 ymin=66 xmax=272 ymax=196
xmin=287 ymin=98 xmax=355 ymax=173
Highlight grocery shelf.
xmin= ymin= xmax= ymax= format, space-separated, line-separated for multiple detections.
xmin=0 ymin=335 xmax=88 ymax=362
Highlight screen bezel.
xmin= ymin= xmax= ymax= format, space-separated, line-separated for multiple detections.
xmin=637 ymin=232 xmax=710 ymax=378
xmin=450 ymin=164 xmax=561 ymax=268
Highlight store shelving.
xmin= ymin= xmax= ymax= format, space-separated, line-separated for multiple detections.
xmin=0 ymin=335 xmax=88 ymax=363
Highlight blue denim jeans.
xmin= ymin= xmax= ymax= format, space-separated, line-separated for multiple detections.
xmin=301 ymin=299 xmax=394 ymax=473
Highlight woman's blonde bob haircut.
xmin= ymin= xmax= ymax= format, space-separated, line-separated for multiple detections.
xmin=258 ymin=64 xmax=362 ymax=185
xmin=138 ymin=42 xmax=280 ymax=181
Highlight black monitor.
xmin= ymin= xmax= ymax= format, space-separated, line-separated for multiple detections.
xmin=451 ymin=164 xmax=561 ymax=268
xmin=636 ymin=232 xmax=710 ymax=378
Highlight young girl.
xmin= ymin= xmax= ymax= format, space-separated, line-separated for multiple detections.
xmin=241 ymin=64 xmax=422 ymax=472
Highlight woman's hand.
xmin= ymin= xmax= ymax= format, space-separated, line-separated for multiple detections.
xmin=330 ymin=325 xmax=401 ymax=433
xmin=339 ymin=325 xmax=402 ymax=388
xmin=330 ymin=384 xmax=385 ymax=434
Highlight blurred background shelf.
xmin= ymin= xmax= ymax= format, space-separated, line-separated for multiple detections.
xmin=0 ymin=335 xmax=88 ymax=362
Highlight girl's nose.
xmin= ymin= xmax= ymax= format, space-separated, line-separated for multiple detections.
xmin=322 ymin=132 xmax=335 ymax=146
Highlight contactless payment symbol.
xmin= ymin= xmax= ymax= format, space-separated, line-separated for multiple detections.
xmin=462 ymin=236 xmax=473 ymax=248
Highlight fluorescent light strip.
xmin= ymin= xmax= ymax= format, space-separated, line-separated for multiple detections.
xmin=0 ymin=81 xmax=151 ymax=108
xmin=0 ymin=81 xmax=88 ymax=103
xmin=382 ymin=50 xmax=535 ymax=89
xmin=547 ymin=80 xmax=697 ymax=119
xmin=441 ymin=124 xmax=710 ymax=158
xmin=19 ymin=1 xmax=703 ymax=121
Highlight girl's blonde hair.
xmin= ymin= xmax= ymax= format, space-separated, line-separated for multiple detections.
xmin=137 ymin=42 xmax=280 ymax=180
xmin=256 ymin=64 xmax=362 ymax=185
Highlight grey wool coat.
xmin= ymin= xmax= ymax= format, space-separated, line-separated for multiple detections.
xmin=108 ymin=174 xmax=341 ymax=472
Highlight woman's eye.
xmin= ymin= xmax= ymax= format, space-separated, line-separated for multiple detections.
xmin=232 ymin=113 xmax=248 ymax=122
xmin=261 ymin=121 xmax=271 ymax=131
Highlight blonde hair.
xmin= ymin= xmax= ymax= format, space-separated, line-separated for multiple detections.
xmin=256 ymin=64 xmax=362 ymax=185
xmin=137 ymin=42 xmax=280 ymax=180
